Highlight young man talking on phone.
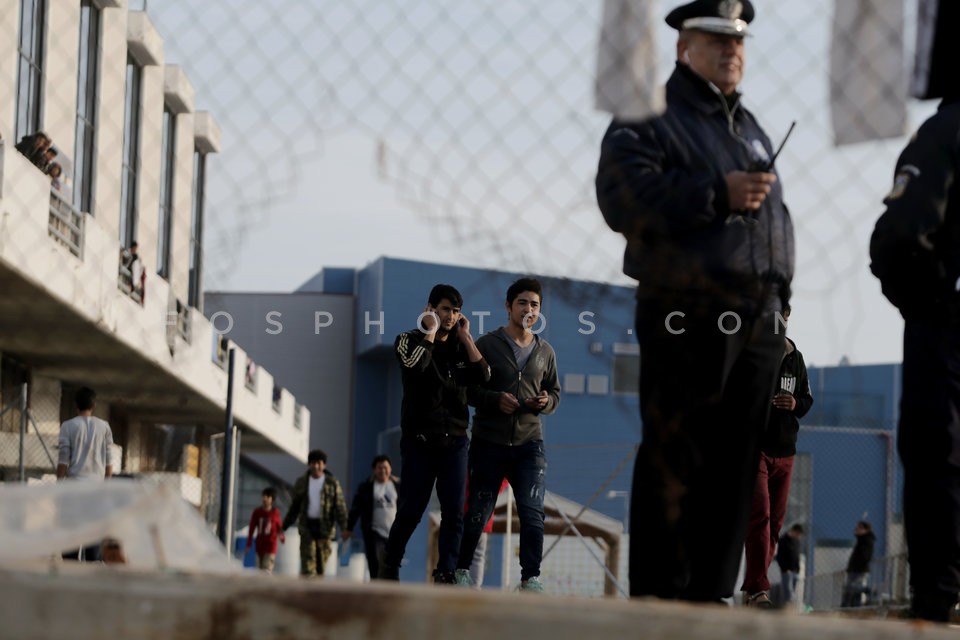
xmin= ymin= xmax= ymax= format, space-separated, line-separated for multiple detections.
xmin=379 ymin=284 xmax=490 ymax=583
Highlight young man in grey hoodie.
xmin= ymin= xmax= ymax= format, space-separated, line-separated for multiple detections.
xmin=454 ymin=277 xmax=561 ymax=591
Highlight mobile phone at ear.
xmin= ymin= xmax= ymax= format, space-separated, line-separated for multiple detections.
xmin=458 ymin=318 xmax=466 ymax=328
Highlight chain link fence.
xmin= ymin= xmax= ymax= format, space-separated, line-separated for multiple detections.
xmin=0 ymin=0 xmax=938 ymax=600
xmin=134 ymin=0 xmax=933 ymax=367
xmin=0 ymin=384 xmax=58 ymax=483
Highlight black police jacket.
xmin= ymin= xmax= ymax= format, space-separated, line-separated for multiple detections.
xmin=596 ymin=63 xmax=795 ymax=315
xmin=870 ymin=99 xmax=960 ymax=321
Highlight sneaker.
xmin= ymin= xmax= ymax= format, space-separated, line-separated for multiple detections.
xmin=520 ymin=576 xmax=545 ymax=593
xmin=744 ymin=591 xmax=773 ymax=609
xmin=453 ymin=568 xmax=473 ymax=587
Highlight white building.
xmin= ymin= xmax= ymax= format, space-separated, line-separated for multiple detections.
xmin=0 ymin=0 xmax=308 ymax=510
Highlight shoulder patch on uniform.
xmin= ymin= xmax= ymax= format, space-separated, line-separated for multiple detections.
xmin=885 ymin=164 xmax=921 ymax=201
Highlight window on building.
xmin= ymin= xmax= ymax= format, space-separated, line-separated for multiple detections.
xmin=119 ymin=56 xmax=142 ymax=247
xmin=15 ymin=0 xmax=47 ymax=142
xmin=73 ymin=0 xmax=101 ymax=213
xmin=612 ymin=353 xmax=639 ymax=395
xmin=156 ymin=107 xmax=176 ymax=278
xmin=188 ymin=149 xmax=207 ymax=308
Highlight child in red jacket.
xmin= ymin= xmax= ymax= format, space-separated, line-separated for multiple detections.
xmin=245 ymin=487 xmax=286 ymax=572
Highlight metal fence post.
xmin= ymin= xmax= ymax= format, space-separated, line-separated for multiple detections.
xmin=18 ymin=383 xmax=27 ymax=482
xmin=217 ymin=348 xmax=237 ymax=550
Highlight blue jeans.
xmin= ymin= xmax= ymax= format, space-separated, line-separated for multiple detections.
xmin=384 ymin=434 xmax=468 ymax=575
xmin=458 ymin=438 xmax=547 ymax=581
xmin=780 ymin=570 xmax=799 ymax=606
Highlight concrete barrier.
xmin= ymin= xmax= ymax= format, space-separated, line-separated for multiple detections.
xmin=0 ymin=564 xmax=955 ymax=640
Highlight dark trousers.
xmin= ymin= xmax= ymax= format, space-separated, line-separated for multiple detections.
xmin=384 ymin=434 xmax=468 ymax=576
xmin=457 ymin=438 xmax=547 ymax=581
xmin=899 ymin=319 xmax=960 ymax=620
xmin=629 ymin=306 xmax=782 ymax=601
xmin=362 ymin=531 xmax=388 ymax=579
xmin=742 ymin=453 xmax=794 ymax=594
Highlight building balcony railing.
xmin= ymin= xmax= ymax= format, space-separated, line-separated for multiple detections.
xmin=272 ymin=384 xmax=282 ymax=413
xmin=175 ymin=298 xmax=191 ymax=344
xmin=294 ymin=403 xmax=304 ymax=430
xmin=244 ymin=358 xmax=257 ymax=392
xmin=212 ymin=334 xmax=229 ymax=369
xmin=48 ymin=188 xmax=84 ymax=259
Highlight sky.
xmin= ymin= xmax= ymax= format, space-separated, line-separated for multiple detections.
xmin=146 ymin=0 xmax=935 ymax=367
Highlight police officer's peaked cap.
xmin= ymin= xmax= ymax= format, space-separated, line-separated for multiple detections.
xmin=666 ymin=0 xmax=755 ymax=37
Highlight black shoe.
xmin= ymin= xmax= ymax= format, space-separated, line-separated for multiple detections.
xmin=433 ymin=570 xmax=456 ymax=584
xmin=378 ymin=563 xmax=400 ymax=581
xmin=911 ymin=590 xmax=958 ymax=622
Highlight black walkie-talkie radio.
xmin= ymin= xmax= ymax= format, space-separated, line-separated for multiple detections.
xmin=749 ymin=121 xmax=796 ymax=172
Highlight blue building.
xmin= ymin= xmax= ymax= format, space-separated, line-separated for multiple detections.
xmin=208 ymin=257 xmax=905 ymax=596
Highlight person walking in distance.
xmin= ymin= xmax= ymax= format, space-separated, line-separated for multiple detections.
xmin=244 ymin=487 xmax=286 ymax=573
xmin=281 ymin=449 xmax=351 ymax=577
xmin=57 ymin=386 xmax=114 ymax=561
xmin=776 ymin=524 xmax=805 ymax=607
xmin=347 ymin=454 xmax=400 ymax=579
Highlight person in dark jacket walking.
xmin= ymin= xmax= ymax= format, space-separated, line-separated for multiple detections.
xmin=842 ymin=521 xmax=875 ymax=607
xmin=346 ymin=455 xmax=399 ymax=579
xmin=742 ymin=306 xmax=813 ymax=607
xmin=776 ymin=524 xmax=805 ymax=607
xmin=453 ymin=277 xmax=561 ymax=592
xmin=380 ymin=284 xmax=490 ymax=583
xmin=595 ymin=0 xmax=795 ymax=603
xmin=869 ymin=50 xmax=960 ymax=621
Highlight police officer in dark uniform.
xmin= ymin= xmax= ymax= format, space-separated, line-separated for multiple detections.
xmin=596 ymin=0 xmax=795 ymax=602
xmin=869 ymin=7 xmax=960 ymax=616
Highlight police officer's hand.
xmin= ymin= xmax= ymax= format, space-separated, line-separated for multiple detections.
xmin=725 ymin=171 xmax=777 ymax=211
xmin=498 ymin=392 xmax=521 ymax=414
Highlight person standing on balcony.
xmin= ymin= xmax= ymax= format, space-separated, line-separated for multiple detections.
xmin=46 ymin=162 xmax=63 ymax=191
xmin=379 ymin=283 xmax=489 ymax=584
xmin=595 ymin=0 xmax=795 ymax=603
xmin=282 ymin=449 xmax=351 ymax=577
xmin=57 ymin=386 xmax=114 ymax=562
xmin=120 ymin=242 xmax=145 ymax=305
